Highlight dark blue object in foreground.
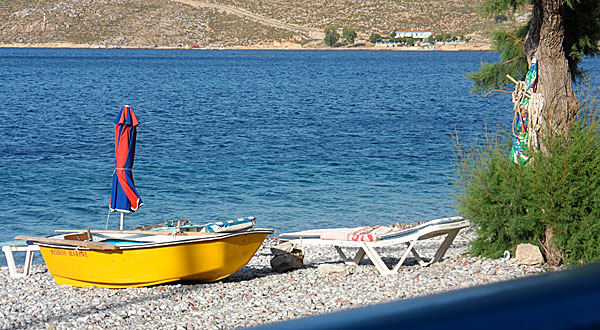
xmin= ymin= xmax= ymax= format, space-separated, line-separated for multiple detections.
xmin=252 ymin=263 xmax=600 ymax=330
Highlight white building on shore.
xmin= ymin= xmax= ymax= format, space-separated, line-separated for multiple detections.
xmin=394 ymin=30 xmax=433 ymax=39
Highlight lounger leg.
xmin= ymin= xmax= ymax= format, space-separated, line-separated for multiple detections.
xmin=361 ymin=244 xmax=391 ymax=275
xmin=410 ymin=229 xmax=461 ymax=267
xmin=390 ymin=239 xmax=419 ymax=274
xmin=2 ymin=246 xmax=20 ymax=278
xmin=409 ymin=244 xmax=427 ymax=266
xmin=24 ymin=247 xmax=35 ymax=276
xmin=334 ymin=246 xmax=366 ymax=265
xmin=431 ymin=229 xmax=460 ymax=264
xmin=361 ymin=239 xmax=418 ymax=276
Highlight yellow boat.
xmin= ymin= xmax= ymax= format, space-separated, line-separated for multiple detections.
xmin=20 ymin=229 xmax=272 ymax=288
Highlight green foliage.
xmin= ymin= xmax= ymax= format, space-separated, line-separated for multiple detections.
xmin=469 ymin=0 xmax=600 ymax=93
xmin=454 ymin=129 xmax=542 ymax=258
xmin=342 ymin=27 xmax=357 ymax=44
xmin=529 ymin=96 xmax=600 ymax=265
xmin=323 ymin=25 xmax=339 ymax=47
xmin=324 ymin=25 xmax=337 ymax=34
xmin=563 ymin=0 xmax=600 ymax=77
xmin=427 ymin=35 xmax=434 ymax=43
xmin=494 ymin=14 xmax=508 ymax=23
xmin=433 ymin=33 xmax=460 ymax=42
xmin=454 ymin=94 xmax=600 ymax=265
xmin=467 ymin=25 xmax=528 ymax=93
xmin=369 ymin=33 xmax=382 ymax=43
xmin=479 ymin=0 xmax=529 ymax=17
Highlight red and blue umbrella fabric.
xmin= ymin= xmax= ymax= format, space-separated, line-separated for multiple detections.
xmin=110 ymin=106 xmax=143 ymax=223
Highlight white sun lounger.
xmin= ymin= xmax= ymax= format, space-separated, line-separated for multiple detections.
xmin=1 ymin=241 xmax=40 ymax=278
xmin=279 ymin=216 xmax=470 ymax=276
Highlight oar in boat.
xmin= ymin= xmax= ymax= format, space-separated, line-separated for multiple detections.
xmin=14 ymin=235 xmax=119 ymax=250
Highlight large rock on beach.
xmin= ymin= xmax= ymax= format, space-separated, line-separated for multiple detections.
xmin=270 ymin=253 xmax=304 ymax=273
xmin=270 ymin=243 xmax=305 ymax=272
xmin=270 ymin=241 xmax=294 ymax=256
xmin=515 ymin=243 xmax=544 ymax=265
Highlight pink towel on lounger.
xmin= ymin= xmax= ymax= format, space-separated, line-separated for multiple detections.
xmin=320 ymin=226 xmax=400 ymax=242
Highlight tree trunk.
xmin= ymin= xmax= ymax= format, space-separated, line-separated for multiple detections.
xmin=543 ymin=226 xmax=563 ymax=266
xmin=524 ymin=0 xmax=579 ymax=153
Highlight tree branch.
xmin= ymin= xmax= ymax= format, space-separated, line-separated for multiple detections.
xmin=484 ymin=89 xmax=512 ymax=97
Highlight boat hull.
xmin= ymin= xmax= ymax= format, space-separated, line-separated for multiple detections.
xmin=38 ymin=230 xmax=271 ymax=288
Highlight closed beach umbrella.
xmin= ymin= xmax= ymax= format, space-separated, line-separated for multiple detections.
xmin=110 ymin=105 xmax=143 ymax=230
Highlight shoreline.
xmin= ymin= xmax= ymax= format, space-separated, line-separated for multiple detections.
xmin=0 ymin=42 xmax=492 ymax=52
xmin=1 ymin=229 xmax=548 ymax=329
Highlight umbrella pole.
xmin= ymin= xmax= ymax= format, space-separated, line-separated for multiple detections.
xmin=120 ymin=212 xmax=124 ymax=231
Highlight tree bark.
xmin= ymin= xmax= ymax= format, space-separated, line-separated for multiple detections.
xmin=543 ymin=227 xmax=563 ymax=266
xmin=524 ymin=0 xmax=579 ymax=153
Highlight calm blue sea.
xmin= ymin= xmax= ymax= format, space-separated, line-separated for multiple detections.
xmin=1 ymin=49 xmax=598 ymax=266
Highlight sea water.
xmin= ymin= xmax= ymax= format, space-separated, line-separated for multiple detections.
xmin=1 ymin=49 xmax=598 ymax=266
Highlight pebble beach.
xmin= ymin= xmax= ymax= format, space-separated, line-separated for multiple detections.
xmin=1 ymin=228 xmax=547 ymax=330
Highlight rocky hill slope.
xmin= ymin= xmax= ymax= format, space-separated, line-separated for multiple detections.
xmin=0 ymin=0 xmax=521 ymax=48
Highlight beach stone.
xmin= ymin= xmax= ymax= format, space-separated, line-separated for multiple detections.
xmin=270 ymin=253 xmax=304 ymax=273
xmin=270 ymin=242 xmax=294 ymax=256
xmin=515 ymin=243 xmax=544 ymax=265
xmin=317 ymin=264 xmax=353 ymax=276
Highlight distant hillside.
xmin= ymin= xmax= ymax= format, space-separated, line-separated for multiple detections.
xmin=0 ymin=0 xmax=524 ymax=48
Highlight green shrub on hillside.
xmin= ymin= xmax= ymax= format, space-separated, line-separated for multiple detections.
xmin=369 ymin=33 xmax=381 ymax=43
xmin=324 ymin=25 xmax=339 ymax=47
xmin=342 ymin=27 xmax=357 ymax=44
xmin=454 ymin=94 xmax=600 ymax=265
